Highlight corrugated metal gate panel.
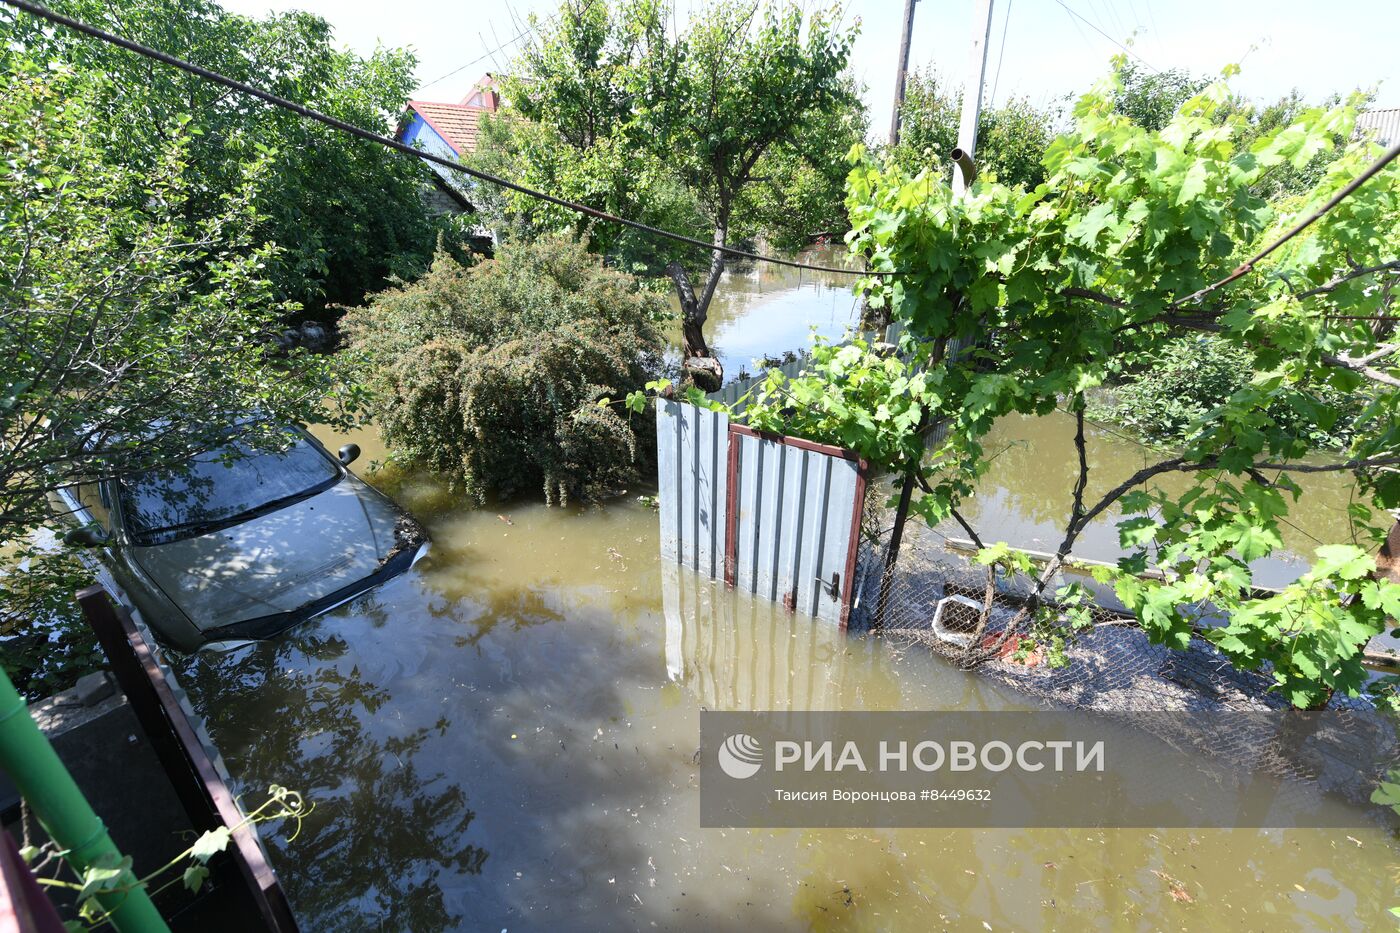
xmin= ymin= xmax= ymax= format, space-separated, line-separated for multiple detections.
xmin=656 ymin=399 xmax=729 ymax=577
xmin=658 ymin=401 xmax=867 ymax=625
xmin=729 ymin=434 xmax=861 ymax=625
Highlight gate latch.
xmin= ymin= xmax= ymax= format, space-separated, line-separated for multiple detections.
xmin=816 ymin=571 xmax=840 ymax=600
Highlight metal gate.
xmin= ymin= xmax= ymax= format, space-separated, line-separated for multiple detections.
xmin=656 ymin=400 xmax=868 ymax=627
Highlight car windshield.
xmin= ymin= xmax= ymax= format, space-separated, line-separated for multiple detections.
xmin=120 ymin=429 xmax=340 ymax=543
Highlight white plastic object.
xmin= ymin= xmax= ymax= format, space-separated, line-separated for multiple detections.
xmin=931 ymin=594 xmax=983 ymax=648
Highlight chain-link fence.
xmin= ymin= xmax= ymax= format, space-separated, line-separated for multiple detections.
xmin=848 ymin=499 xmax=1386 ymax=713
xmin=847 ymin=499 xmax=1398 ymax=807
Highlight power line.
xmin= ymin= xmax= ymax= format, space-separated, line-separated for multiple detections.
xmin=1052 ymin=0 xmax=1157 ymax=73
xmin=1 ymin=0 xmax=884 ymax=279
xmin=417 ymin=25 xmax=533 ymax=93
xmin=987 ymin=0 xmax=1013 ymax=109
xmin=6 ymin=0 xmax=1398 ymax=305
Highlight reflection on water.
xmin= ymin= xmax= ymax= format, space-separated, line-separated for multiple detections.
xmin=954 ymin=412 xmax=1362 ymax=589
xmin=181 ymin=489 xmax=1397 ymax=931
xmin=173 ymin=265 xmax=1398 ymax=931
xmin=669 ymin=245 xmax=860 ymax=377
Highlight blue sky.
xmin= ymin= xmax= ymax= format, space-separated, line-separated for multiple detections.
xmin=219 ymin=0 xmax=1399 ymax=135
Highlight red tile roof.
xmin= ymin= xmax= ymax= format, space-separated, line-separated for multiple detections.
xmin=407 ymin=101 xmax=493 ymax=156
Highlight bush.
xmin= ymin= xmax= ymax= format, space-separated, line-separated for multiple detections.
xmin=342 ymin=236 xmax=667 ymax=503
xmin=1093 ymin=335 xmax=1366 ymax=450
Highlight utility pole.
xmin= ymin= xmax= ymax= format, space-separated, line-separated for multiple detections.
xmin=888 ymin=0 xmax=918 ymax=147
xmin=952 ymin=0 xmax=996 ymax=195
xmin=875 ymin=0 xmax=1000 ymax=630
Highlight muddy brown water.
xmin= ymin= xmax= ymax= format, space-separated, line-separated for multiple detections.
xmin=665 ymin=244 xmax=862 ymax=378
xmin=178 ymin=255 xmax=1397 ymax=931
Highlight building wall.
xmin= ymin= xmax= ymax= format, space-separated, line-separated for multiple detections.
xmin=400 ymin=115 xmax=465 ymax=186
xmin=399 ymin=114 xmax=475 ymax=217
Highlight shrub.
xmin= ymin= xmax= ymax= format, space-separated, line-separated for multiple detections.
xmin=1093 ymin=335 xmax=1366 ymax=450
xmin=342 ymin=236 xmax=667 ymax=503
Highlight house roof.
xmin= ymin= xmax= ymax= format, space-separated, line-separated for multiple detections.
xmin=404 ymin=74 xmax=503 ymax=156
xmin=407 ymin=100 xmax=492 ymax=156
xmin=459 ymin=73 xmax=503 ymax=109
xmin=1358 ymin=108 xmax=1400 ymax=146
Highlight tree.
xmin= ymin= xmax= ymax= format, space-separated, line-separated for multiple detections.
xmin=469 ymin=0 xmax=700 ymax=274
xmin=2 ymin=0 xmax=447 ymax=315
xmin=1112 ymin=62 xmax=1209 ymax=131
xmin=1092 ymin=334 xmax=1367 ymax=450
xmin=471 ymin=0 xmax=860 ymax=382
xmin=642 ymin=1 xmax=856 ymax=367
xmin=341 ymin=236 xmax=667 ymax=505
xmin=728 ymin=62 xmax=1400 ymax=709
xmin=0 ymin=62 xmax=352 ymax=688
xmin=886 ymin=70 xmax=1060 ymax=190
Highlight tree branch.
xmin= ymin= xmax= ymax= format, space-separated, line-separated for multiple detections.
xmin=1321 ymin=352 xmax=1400 ymax=388
xmin=949 ymin=508 xmax=984 ymax=550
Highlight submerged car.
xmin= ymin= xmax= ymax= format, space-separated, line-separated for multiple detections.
xmin=53 ymin=425 xmax=428 ymax=651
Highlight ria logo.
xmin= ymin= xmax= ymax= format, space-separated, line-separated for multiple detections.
xmin=718 ymin=733 xmax=764 ymax=779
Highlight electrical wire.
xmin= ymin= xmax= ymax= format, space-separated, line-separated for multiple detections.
xmin=1052 ymin=0 xmax=1158 ymax=72
xmin=987 ymin=0 xmax=1013 ymax=109
xmin=416 ymin=25 xmax=533 ymax=93
xmin=1172 ymin=138 xmax=1400 ymax=308
xmin=0 ymin=0 xmax=885 ymax=278
xmin=5 ymin=0 xmax=1398 ymax=302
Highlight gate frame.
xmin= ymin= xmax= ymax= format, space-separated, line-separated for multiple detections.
xmin=722 ymin=422 xmax=870 ymax=628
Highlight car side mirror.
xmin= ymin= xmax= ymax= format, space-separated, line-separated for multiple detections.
xmin=338 ymin=443 xmax=361 ymax=466
xmin=64 ymin=524 xmax=110 ymax=548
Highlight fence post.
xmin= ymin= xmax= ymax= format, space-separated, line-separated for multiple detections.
xmin=872 ymin=471 xmax=915 ymax=630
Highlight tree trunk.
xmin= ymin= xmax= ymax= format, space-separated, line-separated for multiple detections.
xmin=667 ymin=262 xmax=713 ymax=360
xmin=668 ymin=215 xmax=730 ymax=361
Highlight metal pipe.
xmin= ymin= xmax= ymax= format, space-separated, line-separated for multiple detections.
xmin=0 ymin=667 xmax=169 ymax=932
xmin=950 ymin=148 xmax=977 ymax=188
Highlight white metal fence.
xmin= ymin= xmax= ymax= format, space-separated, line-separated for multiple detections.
xmin=655 ymin=400 xmax=868 ymax=626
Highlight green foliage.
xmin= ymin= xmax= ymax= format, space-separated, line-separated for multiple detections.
xmin=343 ymin=236 xmax=667 ymax=504
xmin=0 ymin=61 xmax=351 ymax=541
xmin=739 ymin=337 xmax=936 ymax=475
xmin=1111 ymin=62 xmax=1209 ymax=131
xmin=646 ymin=0 xmax=858 ymax=250
xmin=470 ymin=0 xmax=706 ymax=271
xmin=1225 ymin=86 xmax=1376 ymax=202
xmin=1093 ymin=335 xmax=1367 ymax=449
xmin=472 ymin=0 xmax=861 ymax=341
xmin=0 ymin=60 xmax=355 ymax=692
xmin=0 ymin=543 xmax=100 ymax=702
xmin=736 ymin=61 xmax=1400 ymax=707
xmin=735 ymin=74 xmax=869 ymax=249
xmin=25 ymin=784 xmax=310 ymax=930
xmin=888 ymin=71 xmax=1060 ymax=189
xmin=2 ymin=0 xmax=447 ymax=314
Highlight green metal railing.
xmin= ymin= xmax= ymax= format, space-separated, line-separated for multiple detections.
xmin=0 ymin=666 xmax=169 ymax=932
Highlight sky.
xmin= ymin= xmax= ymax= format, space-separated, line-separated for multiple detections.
xmin=217 ymin=0 xmax=1400 ymax=138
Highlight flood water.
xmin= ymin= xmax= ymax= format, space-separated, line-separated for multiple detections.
xmin=950 ymin=411 xmax=1362 ymax=590
xmin=177 ymin=256 xmax=1399 ymax=931
xmin=668 ymin=245 xmax=860 ymax=378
